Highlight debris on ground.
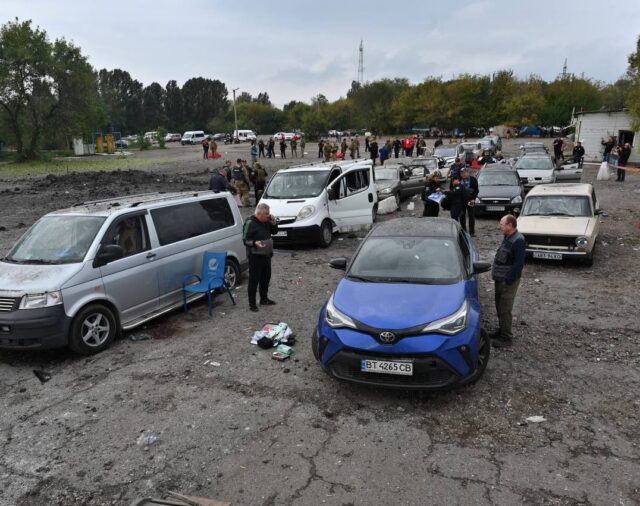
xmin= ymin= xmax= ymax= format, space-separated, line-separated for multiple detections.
xmin=33 ymin=369 xmax=52 ymax=384
xmin=129 ymin=333 xmax=152 ymax=341
xmin=250 ymin=322 xmax=295 ymax=348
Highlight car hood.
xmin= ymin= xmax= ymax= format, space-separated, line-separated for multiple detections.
xmin=376 ymin=180 xmax=399 ymax=192
xmin=517 ymin=168 xmax=554 ymax=178
xmin=478 ymin=185 xmax=520 ymax=199
xmin=259 ymin=197 xmax=318 ymax=219
xmin=0 ymin=261 xmax=84 ymax=296
xmin=333 ymin=278 xmax=466 ymax=329
xmin=518 ymin=216 xmax=592 ymax=236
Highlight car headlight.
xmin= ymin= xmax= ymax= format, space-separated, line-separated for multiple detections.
xmin=297 ymin=205 xmax=316 ymax=220
xmin=575 ymin=236 xmax=589 ymax=248
xmin=380 ymin=188 xmax=392 ymax=194
xmin=511 ymin=195 xmax=522 ymax=204
xmin=541 ymin=177 xmax=553 ymax=183
xmin=475 ymin=197 xmax=481 ymax=204
xmin=421 ymin=300 xmax=468 ymax=335
xmin=19 ymin=291 xmax=63 ymax=309
xmin=325 ymin=294 xmax=357 ymax=329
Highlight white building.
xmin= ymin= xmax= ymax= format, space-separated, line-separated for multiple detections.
xmin=574 ymin=110 xmax=639 ymax=163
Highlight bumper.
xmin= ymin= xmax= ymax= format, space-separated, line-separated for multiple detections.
xmin=0 ymin=305 xmax=70 ymax=350
xmin=526 ymin=248 xmax=590 ymax=259
xmin=272 ymin=224 xmax=321 ymax=245
xmin=314 ymin=310 xmax=482 ymax=390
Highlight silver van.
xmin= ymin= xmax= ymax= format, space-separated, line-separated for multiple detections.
xmin=0 ymin=192 xmax=248 ymax=355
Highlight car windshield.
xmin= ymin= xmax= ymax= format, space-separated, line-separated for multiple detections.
xmin=515 ymin=157 xmax=554 ymax=170
xmin=434 ymin=146 xmax=457 ymax=157
xmin=348 ymin=236 xmax=463 ymax=284
xmin=375 ymin=168 xmax=399 ymax=180
xmin=264 ymin=170 xmax=329 ymax=198
xmin=522 ymin=196 xmax=592 ymax=217
xmin=4 ymin=215 xmax=105 ymax=264
xmin=479 ymin=140 xmax=493 ymax=148
xmin=478 ymin=172 xmax=520 ymax=186
xmin=411 ymin=158 xmax=438 ymax=169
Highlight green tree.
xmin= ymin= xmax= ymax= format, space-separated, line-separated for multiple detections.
xmin=142 ymin=82 xmax=166 ymax=131
xmin=0 ymin=18 xmax=102 ymax=159
xmin=98 ymin=68 xmax=143 ymax=134
xmin=255 ymin=92 xmax=271 ymax=105
xmin=626 ymin=35 xmax=640 ymax=128
xmin=541 ymin=77 xmax=602 ymax=126
xmin=182 ymin=77 xmax=228 ymax=130
xmin=349 ymin=78 xmax=410 ymax=133
xmin=164 ymin=80 xmax=184 ymax=132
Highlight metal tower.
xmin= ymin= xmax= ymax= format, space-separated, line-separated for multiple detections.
xmin=562 ymin=58 xmax=568 ymax=79
xmin=357 ymin=39 xmax=364 ymax=84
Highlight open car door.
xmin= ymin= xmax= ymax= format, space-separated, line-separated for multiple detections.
xmin=327 ymin=163 xmax=376 ymax=232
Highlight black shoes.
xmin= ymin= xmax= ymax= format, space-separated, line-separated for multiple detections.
xmin=491 ymin=337 xmax=513 ymax=348
xmin=249 ymin=305 xmax=259 ymax=312
xmin=260 ymin=299 xmax=277 ymax=306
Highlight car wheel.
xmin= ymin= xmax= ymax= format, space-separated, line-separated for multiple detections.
xmin=69 ymin=304 xmax=117 ymax=355
xmin=311 ymin=326 xmax=320 ymax=361
xmin=224 ymin=258 xmax=241 ymax=289
xmin=584 ymin=243 xmax=595 ymax=267
xmin=372 ymin=204 xmax=378 ymax=223
xmin=464 ymin=329 xmax=490 ymax=385
xmin=318 ymin=219 xmax=333 ymax=248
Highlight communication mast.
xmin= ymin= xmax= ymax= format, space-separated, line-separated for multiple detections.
xmin=357 ymin=39 xmax=364 ymax=84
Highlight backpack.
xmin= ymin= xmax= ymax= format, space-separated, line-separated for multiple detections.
xmin=440 ymin=195 xmax=452 ymax=211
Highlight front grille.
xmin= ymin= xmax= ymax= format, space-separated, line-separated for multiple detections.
xmin=276 ymin=217 xmax=296 ymax=225
xmin=328 ymin=349 xmax=458 ymax=389
xmin=524 ymin=234 xmax=576 ymax=248
xmin=480 ymin=198 xmax=510 ymax=204
xmin=0 ymin=297 xmax=16 ymax=312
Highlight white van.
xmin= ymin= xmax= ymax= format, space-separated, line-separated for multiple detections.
xmin=0 ymin=192 xmax=247 ymax=355
xmin=258 ymin=159 xmax=378 ymax=247
xmin=233 ymin=129 xmax=257 ymax=142
xmin=181 ymin=130 xmax=206 ymax=145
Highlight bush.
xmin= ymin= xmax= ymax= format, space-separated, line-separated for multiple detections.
xmin=138 ymin=134 xmax=151 ymax=150
xmin=157 ymin=127 xmax=167 ymax=148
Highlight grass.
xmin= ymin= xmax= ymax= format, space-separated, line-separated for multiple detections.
xmin=0 ymin=154 xmax=162 ymax=178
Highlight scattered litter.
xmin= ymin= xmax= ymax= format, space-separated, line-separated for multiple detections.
xmin=534 ymin=278 xmax=541 ymax=283
xmin=289 ymin=277 xmax=304 ymax=285
xmin=33 ymin=369 xmax=52 ymax=384
xmin=136 ymin=433 xmax=160 ymax=446
xmin=203 ymin=360 xmax=221 ymax=367
xmin=407 ymin=202 xmax=415 ymax=211
xmin=129 ymin=333 xmax=151 ymax=341
xmin=525 ymin=416 xmax=546 ymax=423
xmin=250 ymin=322 xmax=295 ymax=348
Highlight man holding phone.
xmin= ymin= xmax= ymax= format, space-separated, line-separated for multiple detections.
xmin=243 ymin=203 xmax=279 ymax=312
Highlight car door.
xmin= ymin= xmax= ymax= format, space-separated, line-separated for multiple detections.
xmin=405 ymin=166 xmax=426 ymax=196
xmin=327 ymin=166 xmax=375 ymax=230
xmin=97 ymin=212 xmax=159 ymax=325
xmin=555 ymin=160 xmax=583 ymax=182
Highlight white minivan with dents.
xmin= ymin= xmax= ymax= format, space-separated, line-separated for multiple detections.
xmin=0 ymin=192 xmax=247 ymax=354
xmin=518 ymin=183 xmax=601 ymax=266
xmin=258 ymin=159 xmax=378 ymax=247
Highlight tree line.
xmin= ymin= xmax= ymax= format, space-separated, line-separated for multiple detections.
xmin=0 ymin=18 xmax=638 ymax=160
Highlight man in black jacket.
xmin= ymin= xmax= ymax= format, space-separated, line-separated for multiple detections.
xmin=208 ymin=167 xmax=236 ymax=193
xmin=617 ymin=142 xmax=632 ymax=182
xmin=444 ymin=175 xmax=468 ymax=223
xmin=243 ymin=203 xmax=278 ymax=312
xmin=459 ymin=168 xmax=479 ymax=236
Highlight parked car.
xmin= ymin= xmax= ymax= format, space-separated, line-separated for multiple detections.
xmin=115 ymin=138 xmax=129 ymax=148
xmin=211 ymin=133 xmax=226 ymax=142
xmin=272 ymin=132 xmax=297 ymax=141
xmin=519 ymin=142 xmax=548 ymax=155
xmin=374 ymin=163 xmax=427 ymax=208
xmin=518 ymin=183 xmax=601 ymax=266
xmin=181 ymin=131 xmax=206 ymax=145
xmin=433 ymin=144 xmax=459 ymax=174
xmin=164 ymin=133 xmax=181 ymax=143
xmin=478 ymin=139 xmax=496 ymax=154
xmin=514 ymin=154 xmax=557 ymax=190
xmin=144 ymin=131 xmax=158 ymax=142
xmin=259 ymin=159 xmax=377 ymax=247
xmin=0 ymin=192 xmax=247 ymax=354
xmin=474 ymin=164 xmax=524 ymax=215
xmin=233 ymin=130 xmax=257 ymax=142
xmin=483 ymin=135 xmax=502 ymax=150
xmin=312 ymin=217 xmax=491 ymax=390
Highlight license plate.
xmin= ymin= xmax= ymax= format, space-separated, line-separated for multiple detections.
xmin=360 ymin=359 xmax=413 ymax=376
xmin=486 ymin=205 xmax=505 ymax=211
xmin=273 ymin=231 xmax=287 ymax=237
xmin=532 ymin=251 xmax=562 ymax=260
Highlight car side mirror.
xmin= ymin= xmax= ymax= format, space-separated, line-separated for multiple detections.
xmin=595 ymin=209 xmax=603 ymax=215
xmin=327 ymin=187 xmax=338 ymax=200
xmin=329 ymin=257 xmax=348 ymax=270
xmin=473 ymin=261 xmax=492 ymax=274
xmin=94 ymin=244 xmax=125 ymax=267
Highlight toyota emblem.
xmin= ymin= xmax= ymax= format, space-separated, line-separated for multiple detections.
xmin=379 ymin=331 xmax=396 ymax=344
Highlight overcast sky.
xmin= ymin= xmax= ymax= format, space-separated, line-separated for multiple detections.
xmin=4 ymin=0 xmax=640 ymax=108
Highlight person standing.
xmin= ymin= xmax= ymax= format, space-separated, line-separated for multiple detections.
xmin=379 ymin=143 xmax=389 ymax=166
xmin=202 ymin=137 xmax=210 ymax=159
xmin=267 ymin=138 xmax=275 ymax=158
xmin=459 ymin=168 xmax=479 ymax=236
xmin=243 ymin=203 xmax=278 ymax=312
xmin=434 ymin=137 xmax=443 ymax=149
xmin=369 ymin=138 xmax=379 ymax=166
xmin=601 ymin=136 xmax=615 ymax=162
xmin=208 ymin=167 xmax=236 ymax=193
xmin=393 ymin=138 xmax=401 ymax=158
xmin=250 ymin=141 xmax=258 ymax=165
xmin=572 ymin=141 xmax=585 ymax=168
xmin=553 ymin=137 xmax=564 ymax=164
xmin=349 ymin=138 xmax=357 ymax=159
xmin=444 ymin=175 xmax=468 ymax=223
xmin=253 ymin=162 xmax=268 ymax=202
xmin=318 ymin=138 xmax=325 ymax=158
xmin=491 ymin=214 xmax=526 ymax=348
xmin=617 ymin=142 xmax=632 ymax=182
xmin=323 ymin=140 xmax=332 ymax=162
xmin=340 ymin=138 xmax=348 ymax=157
xmin=279 ymin=139 xmax=287 ymax=158
xmin=258 ymin=139 xmax=265 ymax=158
xmin=210 ymin=139 xmax=218 ymax=158
xmin=231 ymin=158 xmax=251 ymax=207
xmin=300 ymin=137 xmax=306 ymax=158
xmin=354 ymin=135 xmax=360 ymax=157
xmin=421 ymin=172 xmax=442 ymax=217
xmin=449 ymin=157 xmax=465 ymax=182
xmin=365 ymin=135 xmax=370 ymax=154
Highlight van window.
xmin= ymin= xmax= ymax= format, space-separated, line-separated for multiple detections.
xmin=338 ymin=169 xmax=369 ymax=198
xmin=102 ymin=214 xmax=150 ymax=257
xmin=151 ymin=198 xmax=235 ymax=246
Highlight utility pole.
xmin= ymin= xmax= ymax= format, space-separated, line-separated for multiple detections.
xmin=358 ymin=39 xmax=364 ymax=84
xmin=232 ymin=87 xmax=239 ymax=140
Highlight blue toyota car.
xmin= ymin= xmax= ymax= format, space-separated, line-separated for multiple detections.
xmin=312 ymin=218 xmax=492 ymax=390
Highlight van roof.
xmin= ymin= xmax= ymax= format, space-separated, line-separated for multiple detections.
xmin=526 ymin=183 xmax=593 ymax=196
xmin=280 ymin=159 xmax=372 ymax=173
xmin=48 ymin=191 xmax=230 ymax=217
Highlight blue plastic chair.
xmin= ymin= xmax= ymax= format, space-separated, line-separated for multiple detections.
xmin=182 ymin=252 xmax=236 ymax=315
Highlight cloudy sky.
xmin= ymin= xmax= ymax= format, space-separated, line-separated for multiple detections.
xmin=3 ymin=0 xmax=639 ymax=107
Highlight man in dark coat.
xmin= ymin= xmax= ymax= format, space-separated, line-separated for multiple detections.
xmin=459 ymin=168 xmax=479 ymax=236
xmin=444 ymin=175 xmax=468 ymax=223
xmin=243 ymin=203 xmax=278 ymax=312
xmin=369 ymin=139 xmax=379 ymax=165
xmin=617 ymin=142 xmax=632 ymax=182
xmin=208 ymin=167 xmax=236 ymax=193
xmin=572 ymin=141 xmax=585 ymax=168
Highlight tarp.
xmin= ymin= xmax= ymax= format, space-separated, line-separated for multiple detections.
xmin=519 ymin=126 xmax=543 ymax=136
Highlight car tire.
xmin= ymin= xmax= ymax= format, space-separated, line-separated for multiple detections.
xmin=372 ymin=204 xmax=378 ymax=223
xmin=463 ymin=329 xmax=490 ymax=385
xmin=224 ymin=258 xmax=241 ymax=290
xmin=311 ymin=326 xmax=320 ymax=361
xmin=69 ymin=304 xmax=118 ymax=356
xmin=318 ymin=219 xmax=333 ymax=248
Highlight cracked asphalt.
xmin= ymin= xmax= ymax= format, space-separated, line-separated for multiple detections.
xmin=0 ymin=140 xmax=639 ymax=505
